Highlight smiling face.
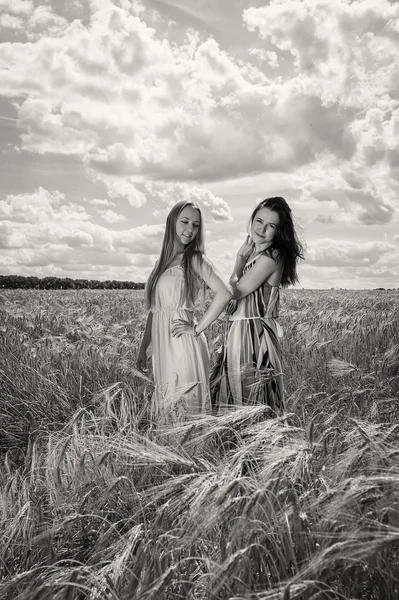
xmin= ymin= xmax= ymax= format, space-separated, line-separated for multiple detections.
xmin=175 ymin=205 xmax=201 ymax=249
xmin=250 ymin=206 xmax=280 ymax=248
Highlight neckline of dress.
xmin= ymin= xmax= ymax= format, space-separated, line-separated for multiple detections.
xmin=246 ymin=252 xmax=265 ymax=266
xmin=163 ymin=264 xmax=183 ymax=273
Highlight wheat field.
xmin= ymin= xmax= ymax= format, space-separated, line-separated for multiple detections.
xmin=0 ymin=288 xmax=398 ymax=600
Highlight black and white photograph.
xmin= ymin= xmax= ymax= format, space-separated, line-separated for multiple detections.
xmin=0 ymin=0 xmax=398 ymax=598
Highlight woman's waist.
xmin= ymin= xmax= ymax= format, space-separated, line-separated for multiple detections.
xmin=229 ymin=313 xmax=279 ymax=321
xmin=152 ymin=307 xmax=194 ymax=315
xmin=230 ymin=299 xmax=278 ymax=320
xmin=228 ymin=313 xmax=283 ymax=338
xmin=229 ymin=301 xmax=279 ymax=320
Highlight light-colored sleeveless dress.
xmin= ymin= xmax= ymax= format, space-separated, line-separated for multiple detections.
xmin=211 ymin=253 xmax=284 ymax=415
xmin=150 ymin=264 xmax=210 ymax=425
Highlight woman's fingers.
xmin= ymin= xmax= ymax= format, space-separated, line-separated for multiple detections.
xmin=226 ymin=299 xmax=235 ymax=310
xmin=172 ymin=327 xmax=185 ymax=336
xmin=171 ymin=323 xmax=182 ymax=336
xmin=171 ymin=320 xmax=194 ymax=338
xmin=171 ymin=318 xmax=192 ymax=337
xmin=137 ymin=359 xmax=146 ymax=372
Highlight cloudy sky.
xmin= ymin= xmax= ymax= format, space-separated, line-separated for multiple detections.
xmin=0 ymin=0 xmax=398 ymax=288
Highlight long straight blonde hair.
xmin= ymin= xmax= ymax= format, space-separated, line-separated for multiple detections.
xmin=145 ymin=201 xmax=206 ymax=309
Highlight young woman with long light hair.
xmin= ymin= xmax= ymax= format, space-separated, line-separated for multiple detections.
xmin=137 ymin=200 xmax=232 ymax=424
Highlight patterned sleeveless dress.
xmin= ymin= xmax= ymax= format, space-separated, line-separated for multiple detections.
xmin=211 ymin=253 xmax=284 ymax=415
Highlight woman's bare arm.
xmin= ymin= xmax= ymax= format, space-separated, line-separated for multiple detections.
xmin=232 ymin=253 xmax=279 ymax=300
xmin=137 ymin=311 xmax=153 ymax=371
xmin=195 ymin=256 xmax=233 ymax=334
xmin=171 ymin=255 xmax=233 ymax=338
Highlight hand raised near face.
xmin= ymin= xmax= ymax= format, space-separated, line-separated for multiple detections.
xmin=237 ymin=235 xmax=254 ymax=260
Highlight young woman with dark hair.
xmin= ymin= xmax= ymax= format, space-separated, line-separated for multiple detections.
xmin=211 ymin=196 xmax=304 ymax=415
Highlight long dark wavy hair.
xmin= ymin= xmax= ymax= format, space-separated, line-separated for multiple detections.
xmin=249 ymin=196 xmax=304 ymax=287
xmin=145 ymin=201 xmax=206 ymax=309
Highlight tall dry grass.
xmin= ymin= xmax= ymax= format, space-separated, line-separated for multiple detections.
xmin=0 ymin=288 xmax=398 ymax=599
xmin=0 ymin=290 xmax=151 ymax=451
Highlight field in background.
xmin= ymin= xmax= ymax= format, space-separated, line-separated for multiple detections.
xmin=0 ymin=289 xmax=398 ymax=600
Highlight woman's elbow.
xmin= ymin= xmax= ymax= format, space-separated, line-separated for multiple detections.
xmin=230 ymin=282 xmax=243 ymax=300
xmin=221 ymin=285 xmax=233 ymax=302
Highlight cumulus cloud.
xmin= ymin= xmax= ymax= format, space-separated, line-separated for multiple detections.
xmin=248 ymin=48 xmax=279 ymax=68
xmin=59 ymin=230 xmax=94 ymax=248
xmin=0 ymin=185 xmax=225 ymax=277
xmin=351 ymin=107 xmax=399 ymax=171
xmin=17 ymin=99 xmax=99 ymax=155
xmin=27 ymin=5 xmax=69 ymax=37
xmin=242 ymin=0 xmax=399 ymax=228
xmin=0 ymin=0 xmax=363 ymax=189
xmin=0 ymin=187 xmax=166 ymax=277
xmin=243 ymin=0 xmax=399 ymax=109
xmin=0 ymin=187 xmax=64 ymax=223
xmin=308 ymin=186 xmax=395 ymax=226
xmin=377 ymin=248 xmax=399 ymax=269
xmin=1 ymin=0 xmax=399 ymax=286
xmin=307 ymin=239 xmax=395 ymax=268
xmin=0 ymin=0 xmax=34 ymax=17
xmin=0 ymin=188 xmax=112 ymax=255
xmin=0 ymin=13 xmax=24 ymax=30
xmin=292 ymin=155 xmax=398 ymax=226
xmin=95 ymin=177 xmax=147 ymax=208
xmin=0 ymin=220 xmax=27 ymax=249
xmin=0 ymin=1 xmax=68 ymax=38
xmin=89 ymin=198 xmax=115 ymax=207
xmin=114 ymin=223 xmax=165 ymax=255
xmin=146 ymin=182 xmax=232 ymax=222
xmin=97 ymin=208 xmax=127 ymax=223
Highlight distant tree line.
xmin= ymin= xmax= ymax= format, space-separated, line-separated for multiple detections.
xmin=0 ymin=275 xmax=145 ymax=290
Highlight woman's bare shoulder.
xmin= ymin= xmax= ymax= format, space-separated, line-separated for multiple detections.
xmin=260 ymin=248 xmax=280 ymax=263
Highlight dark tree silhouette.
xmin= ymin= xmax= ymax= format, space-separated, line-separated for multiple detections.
xmin=0 ymin=275 xmax=145 ymax=290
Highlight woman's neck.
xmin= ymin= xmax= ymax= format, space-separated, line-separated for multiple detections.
xmin=174 ymin=240 xmax=186 ymax=254
xmin=254 ymin=241 xmax=271 ymax=254
xmin=167 ymin=250 xmax=184 ymax=268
